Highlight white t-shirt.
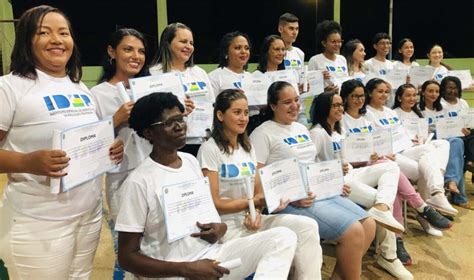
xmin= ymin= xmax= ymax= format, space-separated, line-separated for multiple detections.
xmin=0 ymin=70 xmax=101 ymax=220
xmin=149 ymin=64 xmax=214 ymax=102
xmin=365 ymin=58 xmax=394 ymax=75
xmin=90 ymin=82 xmax=152 ymax=173
xmin=115 ymin=152 xmax=219 ymax=263
xmin=197 ymin=138 xmax=257 ymax=225
xmin=393 ymin=61 xmax=420 ymax=73
xmin=393 ymin=107 xmax=420 ymax=121
xmin=309 ymin=124 xmax=343 ymax=162
xmin=284 ymin=46 xmax=305 ymax=82
xmin=420 ymin=106 xmax=446 ymax=134
xmin=428 ymin=65 xmax=449 ymax=82
xmin=366 ymin=105 xmax=401 ymax=129
xmin=308 ymin=54 xmax=349 ymax=87
xmin=441 ymin=97 xmax=469 ymax=116
xmin=249 ymin=120 xmax=316 ymax=165
xmin=208 ymin=67 xmax=250 ymax=97
xmin=342 ymin=113 xmax=375 ymax=134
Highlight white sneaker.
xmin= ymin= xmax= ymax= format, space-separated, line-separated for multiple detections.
xmin=416 ymin=215 xmax=443 ymax=237
xmin=368 ymin=207 xmax=405 ymax=234
xmin=426 ymin=193 xmax=458 ymax=216
xmin=376 ymin=256 xmax=414 ymax=279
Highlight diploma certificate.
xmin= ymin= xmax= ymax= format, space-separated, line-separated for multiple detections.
xmin=186 ymin=101 xmax=213 ymax=138
xmin=241 ymin=72 xmax=272 ymax=106
xmin=342 ymin=133 xmax=374 ymax=163
xmin=129 ymin=72 xmax=186 ymax=104
xmin=409 ymin=66 xmax=435 ymax=87
xmin=301 ymin=160 xmax=344 ymax=201
xmin=435 ymin=117 xmax=464 ymax=139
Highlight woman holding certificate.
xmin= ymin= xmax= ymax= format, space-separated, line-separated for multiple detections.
xmin=340 ymin=79 xmax=452 ymax=268
xmin=427 ymin=44 xmax=451 ymax=82
xmin=117 ymin=91 xmax=299 ymax=279
xmin=250 ymin=81 xmax=375 ymax=280
xmin=392 ymin=39 xmax=420 ymax=72
xmin=90 ymin=27 xmax=152 ymax=278
xmin=0 ymin=6 xmax=124 ymax=278
xmin=365 ymin=78 xmax=458 ymax=217
xmin=150 ymin=22 xmax=212 ymax=156
xmin=197 ymin=89 xmax=323 ymax=279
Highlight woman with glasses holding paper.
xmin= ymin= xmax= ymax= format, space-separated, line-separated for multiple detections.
xmin=197 ymin=89 xmax=323 ymax=279
xmin=419 ymin=79 xmax=471 ymax=209
xmin=0 ymin=6 xmax=124 ymax=278
xmin=250 ymin=81 xmax=375 ymax=280
xmin=340 ymin=79 xmax=452 ymax=268
xmin=150 ymin=22 xmax=211 ymax=156
xmin=365 ymin=78 xmax=458 ymax=218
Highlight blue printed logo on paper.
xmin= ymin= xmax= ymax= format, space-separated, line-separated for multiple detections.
xmin=220 ymin=162 xmax=256 ymax=178
xmin=283 ymin=134 xmax=310 ymax=145
xmin=183 ymin=81 xmax=207 ymax=93
xmin=43 ymin=94 xmax=92 ymax=111
xmin=378 ymin=117 xmax=399 ymax=127
xmin=326 ymin=65 xmax=347 ymax=73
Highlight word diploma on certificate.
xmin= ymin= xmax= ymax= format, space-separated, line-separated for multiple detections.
xmin=50 ymin=118 xmax=116 ymax=193
xmin=241 ymin=72 xmax=272 ymax=106
xmin=385 ymin=69 xmax=408 ymax=90
xmin=266 ymin=69 xmax=300 ymax=93
xmin=258 ymin=158 xmax=308 ymax=213
xmin=162 ymin=177 xmax=221 ymax=243
xmin=301 ymin=159 xmax=344 ymax=201
xmin=306 ymin=70 xmax=325 ymax=97
xmin=409 ymin=66 xmax=435 ymax=87
xmin=435 ymin=117 xmax=464 ymax=139
xmin=342 ymin=133 xmax=373 ymax=163
xmin=390 ymin=125 xmax=413 ymax=153
xmin=186 ymin=101 xmax=213 ymax=138
xmin=129 ymin=72 xmax=186 ymax=104
xmin=372 ymin=129 xmax=394 ymax=156
xmin=402 ymin=118 xmax=429 ymax=141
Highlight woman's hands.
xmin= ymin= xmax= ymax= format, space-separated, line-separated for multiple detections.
xmin=291 ymin=192 xmax=316 ymax=208
xmin=341 ymin=184 xmax=351 ymax=197
xmin=184 ymin=97 xmax=195 ymax=115
xmin=113 ymin=101 xmax=134 ymax=127
xmin=110 ymin=139 xmax=124 ymax=164
xmin=243 ymin=210 xmax=262 ymax=231
xmin=23 ymin=149 xmax=70 ymax=177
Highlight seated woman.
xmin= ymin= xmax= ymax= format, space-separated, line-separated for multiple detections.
xmin=116 ymin=92 xmax=299 ymax=279
xmin=249 ymin=81 xmax=376 ymax=280
xmin=197 ymin=89 xmax=323 ymax=279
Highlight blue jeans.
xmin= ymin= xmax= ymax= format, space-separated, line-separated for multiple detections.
xmin=444 ymin=137 xmax=467 ymax=204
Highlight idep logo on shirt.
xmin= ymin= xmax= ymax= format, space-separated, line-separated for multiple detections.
xmin=332 ymin=141 xmax=342 ymax=153
xmin=447 ymin=111 xmax=458 ymax=117
xmin=378 ymin=117 xmax=399 ymax=126
xmin=348 ymin=125 xmax=374 ymax=133
xmin=379 ymin=69 xmax=388 ymax=75
xmin=283 ymin=134 xmax=310 ymax=146
xmin=427 ymin=115 xmax=444 ymax=125
xmin=220 ymin=162 xmax=256 ymax=178
xmin=43 ymin=94 xmax=92 ymax=111
xmin=233 ymin=81 xmax=242 ymax=89
xmin=284 ymin=59 xmax=302 ymax=68
xmin=326 ymin=65 xmax=347 ymax=73
xmin=183 ymin=81 xmax=207 ymax=93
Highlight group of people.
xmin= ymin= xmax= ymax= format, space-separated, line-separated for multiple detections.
xmin=0 ymin=5 xmax=471 ymax=280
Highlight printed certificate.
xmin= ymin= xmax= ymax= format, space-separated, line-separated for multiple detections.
xmin=306 ymin=70 xmax=325 ymax=96
xmin=186 ymin=101 xmax=213 ymax=138
xmin=129 ymin=72 xmax=186 ymax=104
xmin=448 ymin=70 xmax=472 ymax=89
xmin=385 ymin=69 xmax=408 ymax=90
xmin=342 ymin=132 xmax=373 ymax=163
xmin=266 ymin=69 xmax=300 ymax=93
xmin=409 ymin=66 xmax=435 ymax=87
xmin=401 ymin=118 xmax=429 ymax=141
xmin=241 ymin=72 xmax=272 ymax=106
xmin=301 ymin=160 xmax=344 ymax=201
xmin=390 ymin=125 xmax=414 ymax=153
xmin=372 ymin=129 xmax=393 ymax=156
xmin=435 ymin=117 xmax=464 ymax=139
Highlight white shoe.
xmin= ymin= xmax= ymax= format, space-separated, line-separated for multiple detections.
xmin=376 ymin=256 xmax=414 ymax=279
xmin=416 ymin=214 xmax=443 ymax=237
xmin=368 ymin=207 xmax=405 ymax=234
xmin=426 ymin=193 xmax=458 ymax=216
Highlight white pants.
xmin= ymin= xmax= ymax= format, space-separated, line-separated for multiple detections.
xmin=105 ymin=171 xmax=130 ymax=221
xmin=345 ymin=161 xmax=400 ymax=209
xmin=396 ymin=144 xmax=445 ymax=195
xmin=376 ymin=226 xmax=397 ymax=259
xmin=224 ymin=214 xmax=322 ymax=280
xmin=0 ymin=200 xmax=102 ymax=280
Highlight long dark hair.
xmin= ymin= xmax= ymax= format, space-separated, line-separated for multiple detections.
xmin=419 ymin=80 xmax=442 ymax=111
xmin=99 ymin=28 xmax=150 ymax=82
xmin=394 ymin=38 xmax=416 ymax=62
xmin=365 ymin=78 xmax=387 ymax=106
xmin=217 ymin=31 xmax=251 ymax=70
xmin=10 ymin=5 xmax=82 ymax=82
xmin=392 ymin=84 xmax=423 ymax=118
xmin=341 ymin=39 xmax=366 ymax=75
xmin=340 ymin=79 xmax=367 ymax=115
xmin=211 ymin=89 xmax=252 ymax=155
xmin=257 ymin=35 xmax=285 ymax=73
xmin=310 ymin=92 xmax=341 ymax=135
xmin=153 ymin=22 xmax=194 ymax=73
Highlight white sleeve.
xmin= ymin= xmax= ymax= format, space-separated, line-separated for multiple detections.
xmin=0 ymin=78 xmax=16 ymax=132
xmin=197 ymin=141 xmax=220 ymax=172
xmin=89 ymin=88 xmax=104 ymax=120
xmin=199 ymin=68 xmax=215 ymax=101
xmin=208 ymin=69 xmax=221 ymax=97
xmin=115 ymin=177 xmax=149 ymax=233
xmin=307 ymin=56 xmax=318 ymax=71
xmin=249 ymin=128 xmax=271 ymax=165
xmin=309 ymin=128 xmax=324 ymax=161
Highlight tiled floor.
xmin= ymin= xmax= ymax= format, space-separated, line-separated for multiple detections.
xmin=1 ymin=174 xmax=474 ymax=279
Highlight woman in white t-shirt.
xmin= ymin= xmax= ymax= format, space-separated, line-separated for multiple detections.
xmin=427 ymin=44 xmax=451 ymax=82
xmin=250 ymin=81 xmax=375 ymax=279
xmin=365 ymin=79 xmax=458 ymax=217
xmin=341 ymin=39 xmax=367 ymax=80
xmin=208 ymin=31 xmax=251 ymax=95
xmin=197 ymin=89 xmax=323 ymax=279
xmin=308 ymin=20 xmax=348 ymax=93
xmin=393 ymin=38 xmax=420 ymax=72
xmin=0 ymin=6 xmax=123 ymax=279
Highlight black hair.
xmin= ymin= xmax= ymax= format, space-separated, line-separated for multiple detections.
xmin=212 ymin=89 xmax=252 ymax=155
xmin=10 ymin=5 xmax=82 ymax=82
xmin=129 ymin=92 xmax=185 ymax=139
xmin=427 ymin=44 xmax=452 ymax=70
xmin=340 ymin=79 xmax=367 ymax=115
xmin=419 ymin=80 xmax=442 ymax=111
xmin=278 ymin=13 xmax=299 ymax=24
xmin=365 ymin=78 xmax=388 ymax=106
xmin=440 ymin=76 xmax=463 ymax=99
xmin=257 ymin=35 xmax=285 ymax=73
xmin=264 ymin=81 xmax=294 ymax=121
xmin=372 ymin=32 xmax=391 ymax=45
xmin=392 ymin=84 xmax=423 ymax=118
xmin=394 ymin=38 xmax=416 ymax=62
xmin=316 ymin=20 xmax=342 ymax=53
xmin=341 ymin=39 xmax=366 ymax=75
xmin=153 ymin=22 xmax=194 ymax=73
xmin=310 ymin=92 xmax=341 ymax=135
xmin=217 ymin=31 xmax=251 ymax=70
xmin=99 ymin=28 xmax=150 ymax=82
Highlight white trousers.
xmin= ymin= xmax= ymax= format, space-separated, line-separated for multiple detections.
xmin=224 ymin=214 xmax=322 ymax=280
xmin=105 ymin=171 xmax=130 ymax=222
xmin=345 ymin=161 xmax=400 ymax=209
xmin=0 ymin=200 xmax=102 ymax=280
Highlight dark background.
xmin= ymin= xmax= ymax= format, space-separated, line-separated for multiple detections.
xmin=11 ymin=0 xmax=474 ymax=66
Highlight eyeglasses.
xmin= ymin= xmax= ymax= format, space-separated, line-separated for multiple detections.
xmin=329 ymin=39 xmax=344 ymax=45
xmin=150 ymin=115 xmax=187 ymax=128
xmin=331 ymin=103 xmax=344 ymax=109
xmin=350 ymin=94 xmax=365 ymax=100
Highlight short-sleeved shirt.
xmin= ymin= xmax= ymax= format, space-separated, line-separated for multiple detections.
xmin=365 ymin=58 xmax=394 ymax=76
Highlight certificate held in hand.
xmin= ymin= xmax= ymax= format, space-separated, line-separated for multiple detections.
xmin=301 ymin=159 xmax=344 ymax=201
xmin=129 ymin=72 xmax=186 ymax=104
xmin=161 ymin=177 xmax=221 ymax=243
xmin=259 ymin=158 xmax=308 ymax=213
xmin=341 ymin=133 xmax=373 ymax=163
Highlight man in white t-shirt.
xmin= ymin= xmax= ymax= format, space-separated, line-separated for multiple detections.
xmin=116 ymin=92 xmax=298 ymax=279
xmin=278 ymin=13 xmax=305 ymax=81
xmin=365 ymin=33 xmax=394 ymax=76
